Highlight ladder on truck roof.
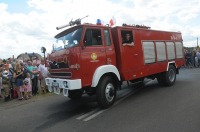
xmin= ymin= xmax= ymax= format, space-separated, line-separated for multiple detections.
xmin=122 ymin=23 xmax=151 ymax=29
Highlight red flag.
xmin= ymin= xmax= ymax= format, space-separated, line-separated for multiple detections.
xmin=109 ymin=17 xmax=116 ymax=26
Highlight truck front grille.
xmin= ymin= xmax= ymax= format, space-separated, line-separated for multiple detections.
xmin=49 ymin=61 xmax=69 ymax=69
xmin=50 ymin=72 xmax=72 ymax=78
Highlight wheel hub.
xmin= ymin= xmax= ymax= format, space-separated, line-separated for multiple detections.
xmin=105 ymin=83 xmax=115 ymax=102
xmin=169 ymin=69 xmax=175 ymax=82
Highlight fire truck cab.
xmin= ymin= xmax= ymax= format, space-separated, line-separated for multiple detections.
xmin=45 ymin=22 xmax=185 ymax=109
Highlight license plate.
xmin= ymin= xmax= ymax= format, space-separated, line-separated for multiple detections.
xmin=52 ymin=82 xmax=59 ymax=87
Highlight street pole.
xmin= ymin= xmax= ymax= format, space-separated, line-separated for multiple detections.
xmin=44 ymin=52 xmax=46 ymax=67
xmin=41 ymin=46 xmax=46 ymax=67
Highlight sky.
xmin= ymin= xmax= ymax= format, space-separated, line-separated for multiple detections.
xmin=0 ymin=0 xmax=200 ymax=59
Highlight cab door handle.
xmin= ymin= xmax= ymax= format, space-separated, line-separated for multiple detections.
xmin=108 ymin=48 xmax=112 ymax=51
xmin=100 ymin=49 xmax=105 ymax=52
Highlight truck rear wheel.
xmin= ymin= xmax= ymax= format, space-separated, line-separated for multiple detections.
xmin=68 ymin=89 xmax=83 ymax=99
xmin=157 ymin=65 xmax=176 ymax=86
xmin=96 ymin=76 xmax=116 ymax=109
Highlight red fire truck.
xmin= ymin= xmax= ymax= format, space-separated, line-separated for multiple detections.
xmin=45 ymin=18 xmax=185 ymax=108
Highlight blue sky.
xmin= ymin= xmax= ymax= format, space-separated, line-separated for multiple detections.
xmin=0 ymin=0 xmax=31 ymax=13
xmin=0 ymin=0 xmax=200 ymax=59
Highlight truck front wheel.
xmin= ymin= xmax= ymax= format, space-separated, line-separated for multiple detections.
xmin=96 ymin=76 xmax=116 ymax=109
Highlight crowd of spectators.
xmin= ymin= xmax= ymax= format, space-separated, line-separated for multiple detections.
xmin=0 ymin=58 xmax=49 ymax=102
xmin=184 ymin=49 xmax=200 ymax=68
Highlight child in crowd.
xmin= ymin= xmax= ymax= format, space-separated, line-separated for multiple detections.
xmin=23 ymin=79 xmax=28 ymax=100
xmin=24 ymin=73 xmax=32 ymax=98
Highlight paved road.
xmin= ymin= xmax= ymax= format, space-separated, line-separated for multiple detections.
xmin=0 ymin=68 xmax=200 ymax=132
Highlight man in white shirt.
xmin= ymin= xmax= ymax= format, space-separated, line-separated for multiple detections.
xmin=38 ymin=59 xmax=48 ymax=94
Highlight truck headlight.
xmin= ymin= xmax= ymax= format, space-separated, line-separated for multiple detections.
xmin=63 ymin=81 xmax=68 ymax=88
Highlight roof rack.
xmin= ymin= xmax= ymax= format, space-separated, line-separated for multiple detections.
xmin=122 ymin=23 xmax=151 ymax=29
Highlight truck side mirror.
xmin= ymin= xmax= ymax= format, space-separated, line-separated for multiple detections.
xmin=73 ymin=40 xmax=78 ymax=45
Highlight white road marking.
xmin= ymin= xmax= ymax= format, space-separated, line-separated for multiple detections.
xmin=76 ymin=108 xmax=100 ymax=120
xmin=76 ymin=89 xmax=134 ymax=121
xmin=83 ymin=109 xmax=107 ymax=121
xmin=76 ymin=82 xmax=149 ymax=122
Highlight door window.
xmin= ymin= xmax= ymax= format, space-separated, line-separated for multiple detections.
xmin=104 ymin=29 xmax=111 ymax=46
xmin=121 ymin=30 xmax=134 ymax=44
xmin=84 ymin=29 xmax=102 ymax=46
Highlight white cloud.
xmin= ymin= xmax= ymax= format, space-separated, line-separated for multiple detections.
xmin=0 ymin=0 xmax=200 ymax=59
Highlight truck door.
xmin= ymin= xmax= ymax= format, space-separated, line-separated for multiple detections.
xmin=80 ymin=28 xmax=106 ymax=86
xmin=121 ymin=30 xmax=139 ymax=80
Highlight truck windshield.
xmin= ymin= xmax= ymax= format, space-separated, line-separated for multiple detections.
xmin=54 ymin=28 xmax=82 ymax=50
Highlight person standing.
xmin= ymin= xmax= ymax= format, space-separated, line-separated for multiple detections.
xmin=26 ymin=61 xmax=39 ymax=96
xmin=197 ymin=50 xmax=200 ymax=67
xmin=38 ymin=59 xmax=48 ymax=94
xmin=7 ymin=58 xmax=15 ymax=99
xmin=2 ymin=64 xmax=12 ymax=101
xmin=13 ymin=63 xmax=24 ymax=100
xmin=0 ymin=66 xmax=3 ymax=98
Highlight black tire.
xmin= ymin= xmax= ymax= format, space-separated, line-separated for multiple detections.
xmin=68 ymin=89 xmax=83 ymax=99
xmin=96 ymin=76 xmax=116 ymax=109
xmin=162 ymin=65 xmax=176 ymax=86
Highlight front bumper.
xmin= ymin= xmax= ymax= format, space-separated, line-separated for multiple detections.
xmin=45 ymin=78 xmax=82 ymax=96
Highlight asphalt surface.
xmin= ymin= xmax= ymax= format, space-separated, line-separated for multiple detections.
xmin=0 ymin=68 xmax=200 ymax=132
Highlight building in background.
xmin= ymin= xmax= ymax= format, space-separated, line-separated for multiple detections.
xmin=17 ymin=53 xmax=42 ymax=61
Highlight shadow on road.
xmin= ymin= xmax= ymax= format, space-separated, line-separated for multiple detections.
xmin=35 ymin=95 xmax=98 ymax=131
